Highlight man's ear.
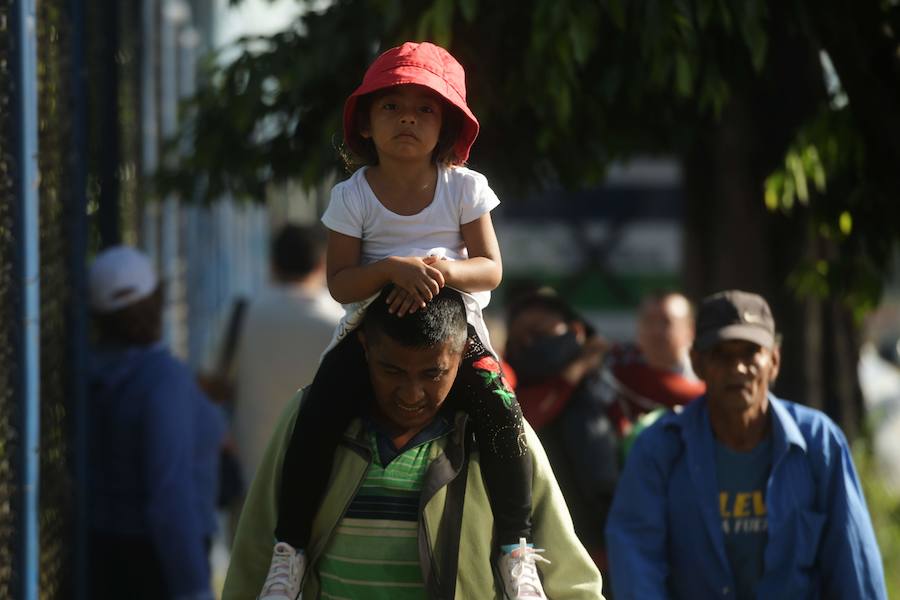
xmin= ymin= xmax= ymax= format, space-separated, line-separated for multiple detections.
xmin=768 ymin=345 xmax=781 ymax=384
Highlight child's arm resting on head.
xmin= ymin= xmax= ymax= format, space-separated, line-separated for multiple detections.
xmin=326 ymin=229 xmax=445 ymax=306
xmin=384 ymin=213 xmax=503 ymax=315
xmin=432 ymin=213 xmax=503 ymax=291
xmin=384 ymin=214 xmax=502 ymax=314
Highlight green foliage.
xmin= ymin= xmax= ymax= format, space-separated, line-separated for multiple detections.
xmin=765 ymin=100 xmax=897 ymax=318
xmin=164 ymin=0 xmax=782 ymax=201
xmin=159 ymin=3 xmax=391 ymax=201
xmin=853 ymin=443 xmax=900 ymax=597
xmin=166 ymin=0 xmax=900 ymax=314
xmin=787 ymin=256 xmax=883 ymax=323
xmin=764 ymin=107 xmax=863 ymax=214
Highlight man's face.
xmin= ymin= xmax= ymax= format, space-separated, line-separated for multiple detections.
xmin=637 ymin=294 xmax=694 ymax=371
xmin=359 ymin=331 xmax=462 ymax=435
xmin=506 ymin=306 xmax=581 ymax=355
xmin=692 ymin=339 xmax=780 ymax=414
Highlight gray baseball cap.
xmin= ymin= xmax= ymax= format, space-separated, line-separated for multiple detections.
xmin=693 ymin=290 xmax=776 ymax=351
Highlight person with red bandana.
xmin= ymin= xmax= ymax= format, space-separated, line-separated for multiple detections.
xmin=505 ymin=290 xmax=616 ymax=573
xmin=605 ymin=291 xmax=706 ymax=452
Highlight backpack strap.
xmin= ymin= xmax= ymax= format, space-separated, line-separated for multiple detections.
xmin=420 ymin=421 xmax=471 ymax=599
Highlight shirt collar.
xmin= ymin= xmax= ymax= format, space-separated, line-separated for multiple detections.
xmin=364 ymin=411 xmax=455 ymax=467
xmin=767 ymin=393 xmax=807 ymax=454
xmin=677 ymin=393 xmax=807 ymax=454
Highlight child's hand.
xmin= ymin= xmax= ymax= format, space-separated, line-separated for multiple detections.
xmin=385 ymin=256 xmax=445 ymax=314
xmin=385 ymin=288 xmax=421 ymax=315
xmin=422 ymin=254 xmax=453 ymax=283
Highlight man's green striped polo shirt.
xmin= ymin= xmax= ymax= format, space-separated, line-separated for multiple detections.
xmin=318 ymin=422 xmax=450 ymax=599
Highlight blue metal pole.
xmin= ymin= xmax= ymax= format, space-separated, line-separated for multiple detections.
xmin=11 ymin=0 xmax=41 ymax=598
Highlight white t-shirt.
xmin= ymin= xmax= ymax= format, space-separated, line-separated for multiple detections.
xmin=322 ymin=165 xmax=499 ymax=267
xmin=320 ymin=165 xmax=501 ymax=353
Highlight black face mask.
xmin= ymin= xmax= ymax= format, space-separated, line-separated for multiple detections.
xmin=507 ymin=330 xmax=582 ymax=384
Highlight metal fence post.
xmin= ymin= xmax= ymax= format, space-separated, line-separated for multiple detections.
xmin=11 ymin=0 xmax=41 ymax=597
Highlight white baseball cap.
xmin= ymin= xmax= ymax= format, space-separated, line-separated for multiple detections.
xmin=88 ymin=246 xmax=158 ymax=312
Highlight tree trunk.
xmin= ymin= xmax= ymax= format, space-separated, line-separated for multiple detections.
xmin=682 ymin=6 xmax=865 ymax=439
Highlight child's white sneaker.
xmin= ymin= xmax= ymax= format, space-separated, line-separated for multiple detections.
xmin=258 ymin=542 xmax=305 ymax=600
xmin=498 ymin=538 xmax=550 ymax=599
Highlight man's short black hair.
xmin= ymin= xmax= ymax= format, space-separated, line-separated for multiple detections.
xmin=271 ymin=224 xmax=326 ymax=278
xmin=362 ymin=286 xmax=468 ymax=352
xmin=506 ymin=287 xmax=596 ymax=337
xmin=94 ymin=285 xmax=163 ymax=346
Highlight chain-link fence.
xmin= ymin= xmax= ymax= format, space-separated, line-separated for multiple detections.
xmin=0 ymin=1 xmax=25 ymax=596
xmin=0 ymin=0 xmax=88 ymax=597
xmin=2 ymin=1 xmax=267 ymax=596
xmin=36 ymin=0 xmax=78 ymax=595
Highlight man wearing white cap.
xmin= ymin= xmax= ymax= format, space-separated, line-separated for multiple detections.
xmin=605 ymin=290 xmax=887 ymax=600
xmin=87 ymin=245 xmax=225 ymax=600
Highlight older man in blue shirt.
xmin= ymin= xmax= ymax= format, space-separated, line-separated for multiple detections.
xmin=605 ymin=290 xmax=886 ymax=600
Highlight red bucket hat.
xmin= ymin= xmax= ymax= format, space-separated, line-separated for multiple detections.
xmin=343 ymin=41 xmax=480 ymax=163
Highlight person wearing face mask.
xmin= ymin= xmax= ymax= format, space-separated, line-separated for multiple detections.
xmin=504 ymin=289 xmax=616 ymax=573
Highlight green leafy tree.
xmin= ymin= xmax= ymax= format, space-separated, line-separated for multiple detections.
xmin=167 ymin=0 xmax=900 ymax=436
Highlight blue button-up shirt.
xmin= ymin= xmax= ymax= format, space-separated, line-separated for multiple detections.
xmin=605 ymin=394 xmax=886 ymax=599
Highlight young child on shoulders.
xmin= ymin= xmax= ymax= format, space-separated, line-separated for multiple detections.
xmin=258 ymin=41 xmax=549 ymax=600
